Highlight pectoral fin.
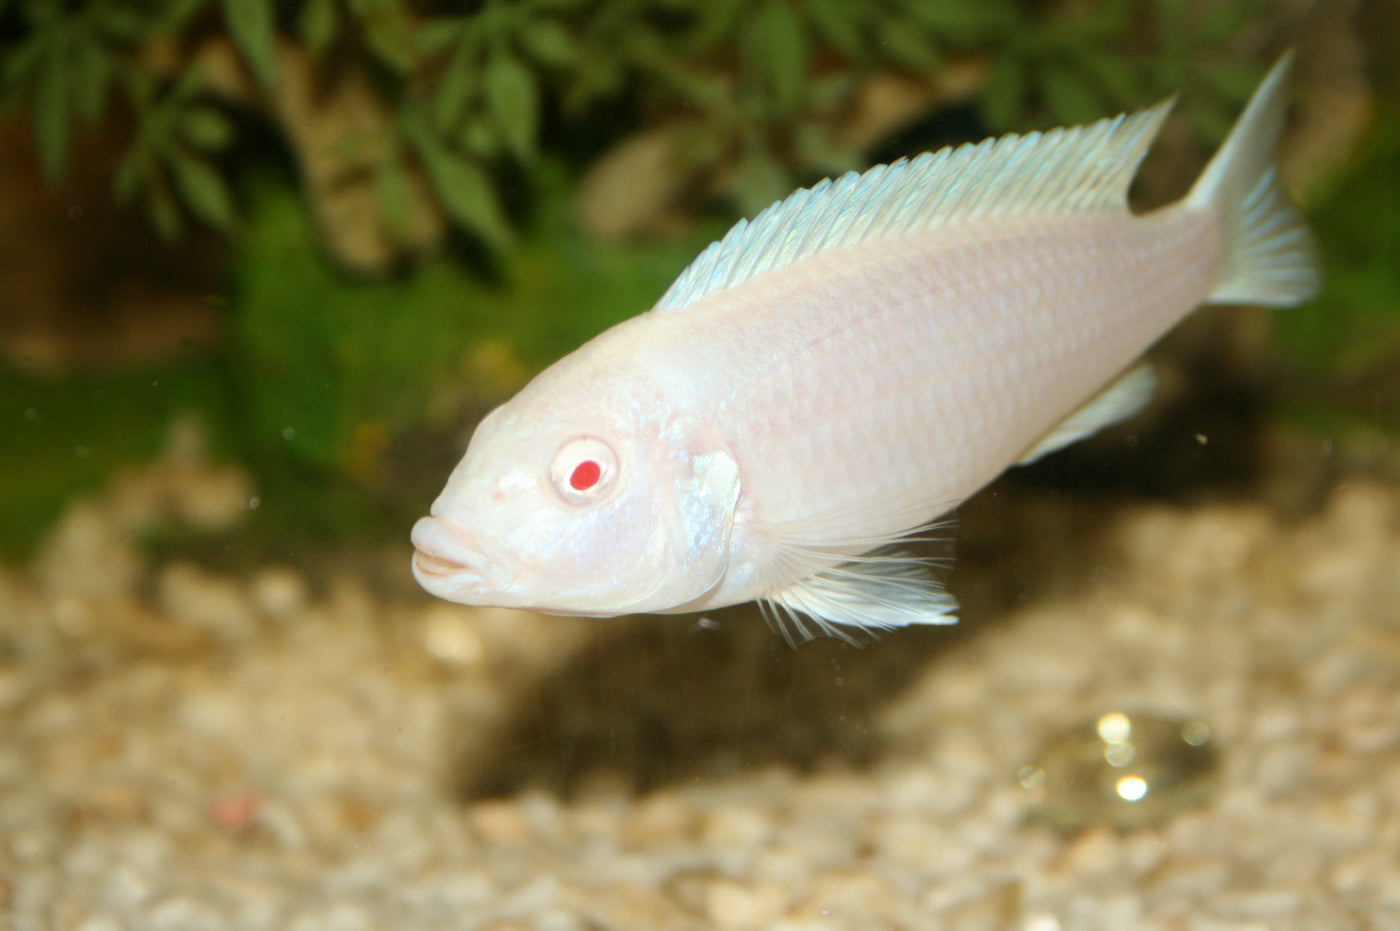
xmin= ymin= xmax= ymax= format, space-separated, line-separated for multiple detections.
xmin=750 ymin=488 xmax=960 ymax=645
xmin=1018 ymin=364 xmax=1157 ymax=466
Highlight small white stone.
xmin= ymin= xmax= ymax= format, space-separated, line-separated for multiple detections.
xmin=0 ymin=670 xmax=30 ymax=712
xmin=534 ymin=909 xmax=586 ymax=931
xmin=422 ymin=604 xmax=486 ymax=666
xmin=1022 ymin=912 xmax=1063 ymax=931
xmin=32 ymin=499 xmax=142 ymax=600
xmin=156 ymin=561 xmax=259 ymax=641
xmin=701 ymin=805 xmax=773 ymax=850
xmin=288 ymin=902 xmax=372 ymax=931
xmin=1212 ymin=887 xmax=1306 ymax=919
xmin=250 ymin=566 xmax=309 ymax=620
xmin=1148 ymin=857 xmax=1234 ymax=902
xmin=146 ymin=894 xmax=227 ymax=931
xmin=500 ymin=875 xmax=563 ymax=918
xmin=704 ymin=878 xmax=790 ymax=928
xmin=174 ymin=463 xmax=254 ymax=532
xmin=74 ymin=914 xmax=125 ymax=931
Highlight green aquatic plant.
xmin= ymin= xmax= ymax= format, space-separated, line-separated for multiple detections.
xmin=2 ymin=0 xmax=1267 ymax=267
xmin=230 ymin=165 xmax=715 ymax=481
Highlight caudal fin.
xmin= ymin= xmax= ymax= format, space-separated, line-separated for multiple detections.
xmin=1186 ymin=52 xmax=1320 ymax=307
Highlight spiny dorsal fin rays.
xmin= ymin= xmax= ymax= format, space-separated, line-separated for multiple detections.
xmin=655 ymin=98 xmax=1176 ymax=315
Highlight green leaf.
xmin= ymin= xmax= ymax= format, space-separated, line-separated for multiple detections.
xmin=69 ymin=43 xmax=112 ymax=123
xmin=756 ymin=0 xmax=807 ymax=115
xmin=1057 ymin=0 xmax=1130 ymax=43
xmin=420 ymin=147 xmax=513 ymax=248
xmin=403 ymin=113 xmax=511 ymax=246
xmin=113 ymin=146 xmax=147 ymax=202
xmin=181 ymin=106 xmax=235 ymax=150
xmin=1041 ymin=63 xmax=1105 ymax=125
xmin=1203 ymin=59 xmax=1265 ymax=103
xmin=804 ymin=0 xmax=863 ymax=58
xmin=146 ymin=180 xmax=184 ymax=241
xmin=1187 ymin=97 xmax=1234 ymax=146
xmin=484 ymin=50 xmax=537 ymax=159
xmin=374 ymin=159 xmax=414 ymax=240
xmin=161 ymin=0 xmax=214 ymax=31
xmin=1079 ymin=52 xmax=1142 ymax=108
xmin=458 ymin=118 xmax=501 ymax=159
xmin=433 ymin=44 xmax=477 ymax=129
xmin=906 ymin=0 xmax=1013 ymax=43
xmin=222 ymin=0 xmax=279 ymax=87
xmin=169 ymin=151 xmax=237 ymax=230
xmin=689 ymin=0 xmax=744 ymax=50
xmin=299 ymin=0 xmax=338 ymax=55
xmin=875 ymin=16 xmax=940 ymax=71
xmin=2 ymin=31 xmax=44 ymax=86
xmin=413 ymin=18 xmax=466 ymax=58
xmin=1199 ymin=0 xmax=1260 ymax=42
xmin=362 ymin=6 xmax=415 ymax=73
xmin=33 ymin=51 xmax=70 ymax=181
xmin=729 ymin=148 xmax=790 ymax=217
xmin=96 ymin=6 xmax=146 ymax=41
xmin=982 ymin=53 xmax=1026 ymax=129
xmin=519 ymin=19 xmax=576 ymax=67
xmin=793 ymin=122 xmax=855 ymax=175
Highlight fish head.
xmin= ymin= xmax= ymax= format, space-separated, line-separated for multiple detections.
xmin=411 ymin=366 xmax=741 ymax=616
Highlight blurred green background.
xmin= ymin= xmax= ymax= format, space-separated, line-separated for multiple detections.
xmin=0 ymin=0 xmax=1395 ymax=561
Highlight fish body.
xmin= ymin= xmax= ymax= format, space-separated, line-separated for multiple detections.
xmin=412 ymin=55 xmax=1318 ymax=641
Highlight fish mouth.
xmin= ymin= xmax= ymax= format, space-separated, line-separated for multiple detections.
xmin=412 ymin=548 xmax=473 ymax=579
xmin=410 ymin=517 xmax=492 ymax=595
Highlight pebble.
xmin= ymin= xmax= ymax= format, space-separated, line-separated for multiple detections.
xmin=469 ymin=799 xmax=535 ymax=845
xmin=704 ymin=877 xmax=791 ymax=928
xmin=250 ymin=566 xmax=309 ymax=620
xmin=701 ymin=805 xmax=774 ymax=850
xmin=74 ymin=916 xmax=124 ymax=931
xmin=1147 ymin=857 xmax=1235 ymax=902
xmin=157 ymin=561 xmax=260 ymax=641
xmin=621 ymin=790 xmax=697 ymax=847
xmin=421 ymin=603 xmax=486 ymax=666
xmin=147 ymin=894 xmax=227 ymax=931
xmin=32 ymin=500 xmax=142 ymax=601
xmin=288 ymin=902 xmax=373 ymax=931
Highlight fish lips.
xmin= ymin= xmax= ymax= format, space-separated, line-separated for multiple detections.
xmin=410 ymin=516 xmax=500 ymax=601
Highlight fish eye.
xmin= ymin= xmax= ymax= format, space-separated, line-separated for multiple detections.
xmin=550 ymin=436 xmax=618 ymax=504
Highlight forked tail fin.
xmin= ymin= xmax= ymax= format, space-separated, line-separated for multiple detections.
xmin=1186 ymin=52 xmax=1320 ymax=307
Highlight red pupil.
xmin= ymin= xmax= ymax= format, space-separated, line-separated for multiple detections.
xmin=569 ymin=460 xmax=601 ymax=491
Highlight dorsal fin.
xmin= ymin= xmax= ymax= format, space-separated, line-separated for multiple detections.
xmin=654 ymin=98 xmax=1175 ymax=314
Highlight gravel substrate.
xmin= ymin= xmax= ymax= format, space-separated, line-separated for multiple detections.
xmin=2 ymin=431 xmax=1398 ymax=930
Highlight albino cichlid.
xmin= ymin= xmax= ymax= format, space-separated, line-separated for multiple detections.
xmin=412 ymin=54 xmax=1318 ymax=642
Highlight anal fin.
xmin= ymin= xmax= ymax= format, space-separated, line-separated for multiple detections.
xmin=1017 ymin=364 xmax=1157 ymax=466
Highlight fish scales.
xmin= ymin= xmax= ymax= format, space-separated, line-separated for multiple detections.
xmin=706 ymin=213 xmax=1218 ymax=529
xmin=412 ymin=54 xmax=1317 ymax=641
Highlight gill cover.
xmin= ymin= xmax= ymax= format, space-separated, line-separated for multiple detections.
xmin=626 ymin=448 xmax=741 ymax=613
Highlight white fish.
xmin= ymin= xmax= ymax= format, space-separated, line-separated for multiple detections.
xmin=412 ymin=54 xmax=1318 ymax=642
